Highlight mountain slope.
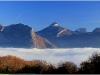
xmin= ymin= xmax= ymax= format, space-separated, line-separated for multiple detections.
xmin=0 ymin=23 xmax=57 ymax=48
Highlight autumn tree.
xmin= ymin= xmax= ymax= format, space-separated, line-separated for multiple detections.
xmin=0 ymin=55 xmax=25 ymax=73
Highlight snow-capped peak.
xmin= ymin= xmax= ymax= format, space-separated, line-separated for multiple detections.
xmin=50 ymin=22 xmax=59 ymax=27
xmin=53 ymin=23 xmax=59 ymax=27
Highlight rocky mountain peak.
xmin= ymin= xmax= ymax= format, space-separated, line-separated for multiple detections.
xmin=36 ymin=22 xmax=73 ymax=38
xmin=49 ymin=22 xmax=59 ymax=27
xmin=75 ymin=28 xmax=87 ymax=33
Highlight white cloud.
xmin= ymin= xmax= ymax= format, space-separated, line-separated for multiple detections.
xmin=0 ymin=47 xmax=100 ymax=67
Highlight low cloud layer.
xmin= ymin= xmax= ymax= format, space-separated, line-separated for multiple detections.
xmin=0 ymin=47 xmax=100 ymax=67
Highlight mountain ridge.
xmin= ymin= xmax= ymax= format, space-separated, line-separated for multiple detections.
xmin=0 ymin=23 xmax=57 ymax=49
xmin=36 ymin=22 xmax=100 ymax=48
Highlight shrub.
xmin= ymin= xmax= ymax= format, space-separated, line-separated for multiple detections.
xmin=57 ymin=61 xmax=78 ymax=74
xmin=79 ymin=52 xmax=100 ymax=74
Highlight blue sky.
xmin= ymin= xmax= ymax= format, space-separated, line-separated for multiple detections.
xmin=0 ymin=1 xmax=100 ymax=32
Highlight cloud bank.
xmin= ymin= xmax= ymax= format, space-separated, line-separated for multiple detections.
xmin=0 ymin=47 xmax=100 ymax=67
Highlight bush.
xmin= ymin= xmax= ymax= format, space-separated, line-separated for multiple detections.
xmin=57 ymin=61 xmax=78 ymax=74
xmin=79 ymin=52 xmax=100 ymax=74
xmin=20 ymin=60 xmax=49 ymax=74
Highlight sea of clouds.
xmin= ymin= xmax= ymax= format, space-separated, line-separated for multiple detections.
xmin=0 ymin=47 xmax=100 ymax=67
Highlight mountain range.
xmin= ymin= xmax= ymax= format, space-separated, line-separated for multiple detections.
xmin=1 ymin=22 xmax=100 ymax=48
xmin=36 ymin=22 xmax=100 ymax=48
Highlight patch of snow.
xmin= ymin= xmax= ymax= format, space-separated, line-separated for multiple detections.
xmin=53 ymin=23 xmax=59 ymax=27
xmin=57 ymin=29 xmax=67 ymax=37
